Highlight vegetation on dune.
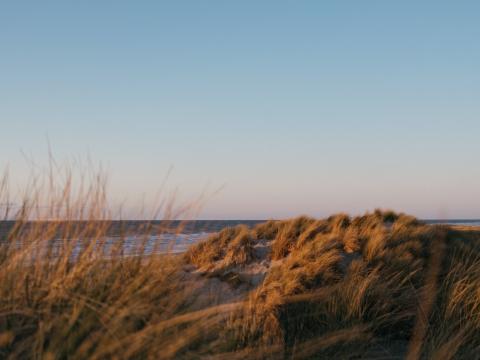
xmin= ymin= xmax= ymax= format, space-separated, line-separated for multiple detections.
xmin=1 ymin=170 xmax=480 ymax=359
xmin=187 ymin=211 xmax=480 ymax=359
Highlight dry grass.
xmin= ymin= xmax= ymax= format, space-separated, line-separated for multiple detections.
xmin=1 ymin=164 xmax=480 ymax=359
xmin=0 ymin=166 xmax=232 ymax=359
xmin=188 ymin=211 xmax=480 ymax=359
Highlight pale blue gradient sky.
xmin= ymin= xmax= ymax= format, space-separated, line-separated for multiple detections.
xmin=1 ymin=1 xmax=480 ymax=219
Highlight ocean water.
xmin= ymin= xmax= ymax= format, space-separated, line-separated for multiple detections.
xmin=424 ymin=219 xmax=480 ymax=227
xmin=0 ymin=220 xmax=264 ymax=257
xmin=1 ymin=219 xmax=479 ymax=257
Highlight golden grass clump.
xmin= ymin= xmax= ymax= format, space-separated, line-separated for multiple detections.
xmin=185 ymin=225 xmax=255 ymax=270
xmin=253 ymin=219 xmax=281 ymax=240
xmin=270 ymin=216 xmax=316 ymax=260
xmin=187 ymin=210 xmax=480 ymax=358
xmin=222 ymin=226 xmax=255 ymax=267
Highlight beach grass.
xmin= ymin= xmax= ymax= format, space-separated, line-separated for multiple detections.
xmin=1 ymin=170 xmax=480 ymax=359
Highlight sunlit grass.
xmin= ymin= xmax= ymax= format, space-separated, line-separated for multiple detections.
xmin=1 ymin=164 xmax=480 ymax=359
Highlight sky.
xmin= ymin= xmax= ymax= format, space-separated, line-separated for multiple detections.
xmin=1 ymin=1 xmax=480 ymax=219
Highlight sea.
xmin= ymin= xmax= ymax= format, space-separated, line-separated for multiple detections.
xmin=0 ymin=219 xmax=479 ymax=257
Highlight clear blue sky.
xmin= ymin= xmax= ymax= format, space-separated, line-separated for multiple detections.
xmin=1 ymin=1 xmax=480 ymax=219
